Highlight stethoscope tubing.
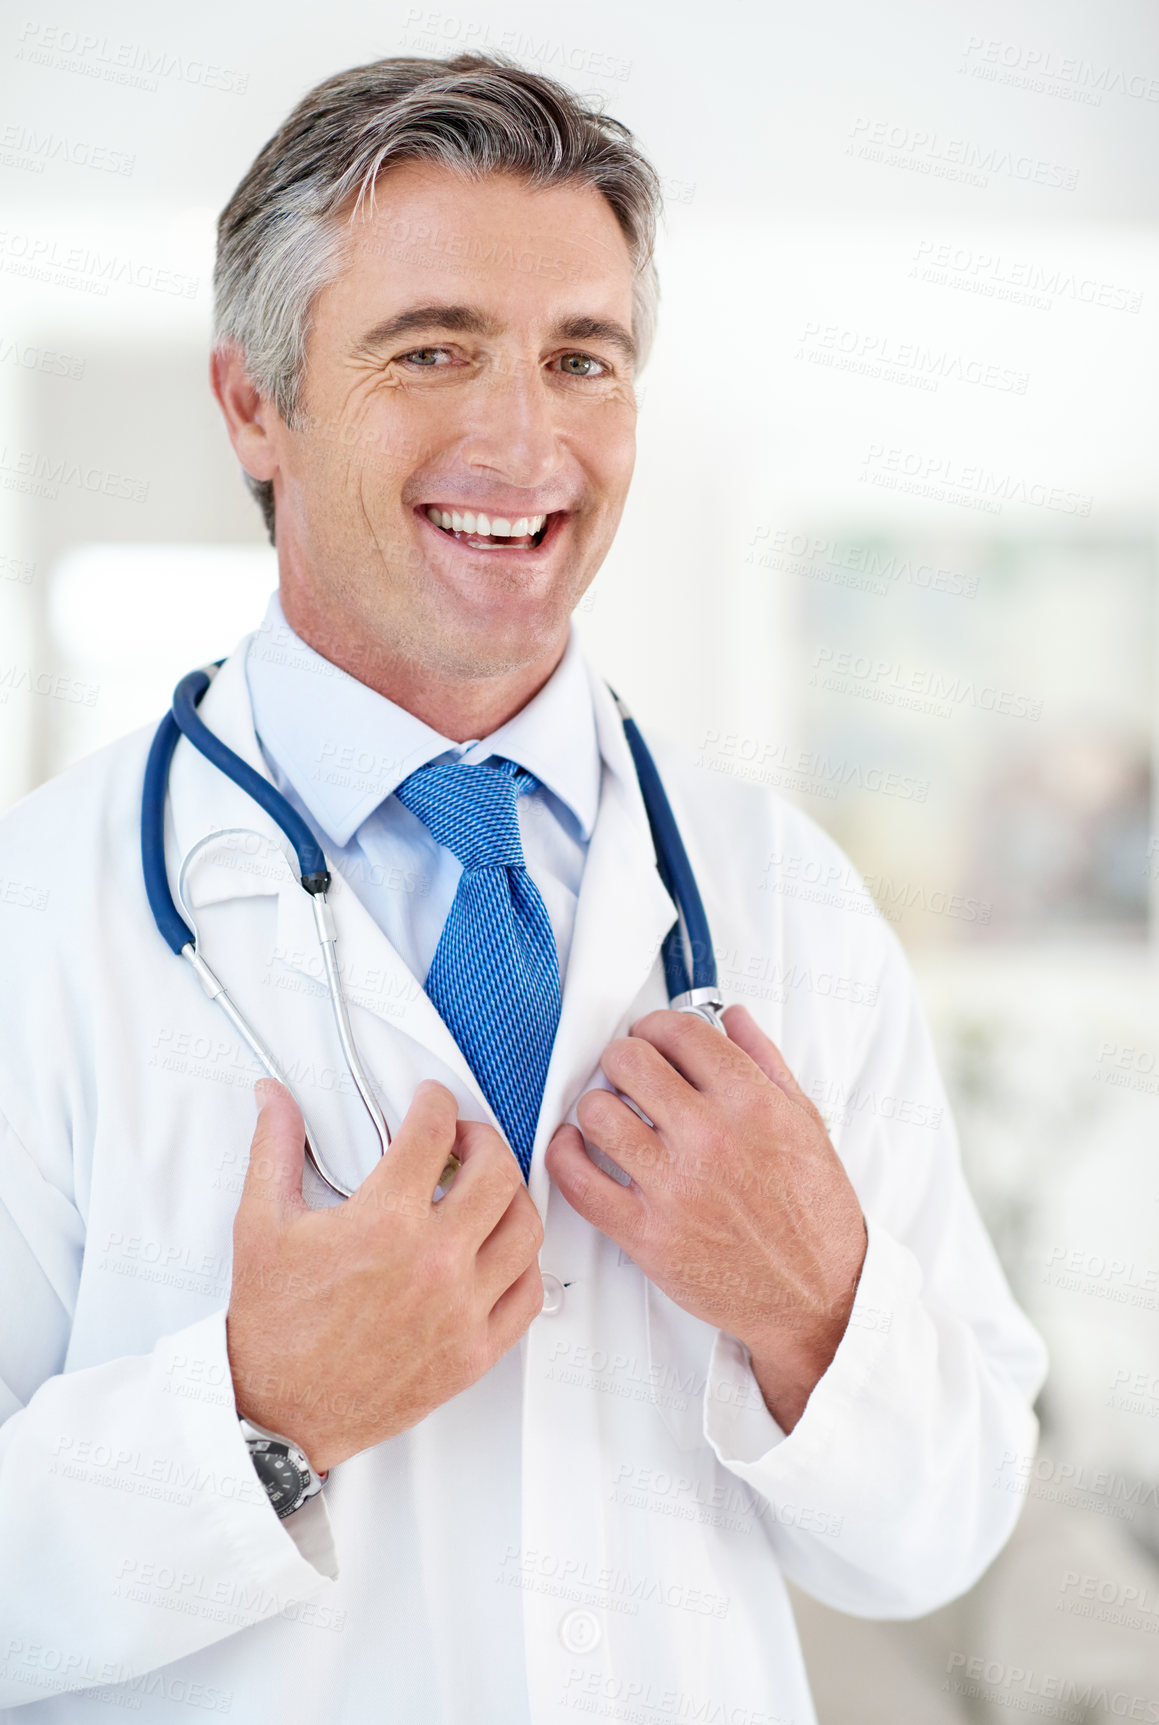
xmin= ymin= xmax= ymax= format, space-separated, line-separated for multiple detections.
xmin=142 ymin=663 xmax=724 ymax=1198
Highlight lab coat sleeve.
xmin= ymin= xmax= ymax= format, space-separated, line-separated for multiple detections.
xmin=0 ymin=1109 xmax=339 ymax=1710
xmin=701 ymin=924 xmax=1048 ymax=1619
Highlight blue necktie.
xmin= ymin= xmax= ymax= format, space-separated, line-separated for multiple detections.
xmin=393 ymin=757 xmax=562 ymax=1177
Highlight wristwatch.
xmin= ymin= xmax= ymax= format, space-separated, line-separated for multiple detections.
xmin=239 ymin=1416 xmax=328 ymax=1520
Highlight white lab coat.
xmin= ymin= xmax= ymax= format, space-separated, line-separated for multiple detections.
xmin=0 ymin=633 xmax=1047 ymax=1722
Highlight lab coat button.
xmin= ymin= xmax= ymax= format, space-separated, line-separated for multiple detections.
xmin=540 ymin=1272 xmax=565 ymax=1315
xmin=558 ymin=1608 xmax=601 ymax=1653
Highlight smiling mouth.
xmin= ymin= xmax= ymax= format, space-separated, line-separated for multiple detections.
xmin=420 ymin=504 xmax=555 ymax=551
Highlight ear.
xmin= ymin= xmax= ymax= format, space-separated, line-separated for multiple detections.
xmin=209 ymin=343 xmax=279 ymax=484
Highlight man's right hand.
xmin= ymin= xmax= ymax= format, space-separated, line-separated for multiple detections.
xmin=226 ymin=1078 xmax=545 ymax=1474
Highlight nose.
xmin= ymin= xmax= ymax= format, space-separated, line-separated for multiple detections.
xmin=459 ymin=354 xmax=566 ymax=492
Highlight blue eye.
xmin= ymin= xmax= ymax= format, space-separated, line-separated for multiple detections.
xmin=402 ymin=348 xmax=445 ymax=366
xmin=559 ymin=353 xmax=604 ymax=376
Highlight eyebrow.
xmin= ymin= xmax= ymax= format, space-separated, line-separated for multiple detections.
xmin=357 ymin=303 xmax=637 ymax=365
xmin=554 ymin=314 xmax=637 ymax=365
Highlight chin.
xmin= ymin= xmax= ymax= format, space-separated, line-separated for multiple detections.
xmin=427 ymin=601 xmax=572 ymax=678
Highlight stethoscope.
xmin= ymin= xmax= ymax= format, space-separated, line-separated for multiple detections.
xmin=141 ymin=662 xmax=725 ymax=1199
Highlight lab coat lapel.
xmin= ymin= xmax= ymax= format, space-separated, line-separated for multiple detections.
xmin=164 ymin=640 xmax=503 ymax=1150
xmin=163 ymin=637 xmax=677 ymax=1204
xmin=527 ymin=671 xmax=678 ymax=1216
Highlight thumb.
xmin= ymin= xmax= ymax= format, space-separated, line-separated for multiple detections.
xmin=241 ymin=1078 xmax=309 ymax=1222
xmin=721 ymin=1004 xmax=822 ymax=1119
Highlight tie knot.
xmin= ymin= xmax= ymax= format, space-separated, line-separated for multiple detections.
xmin=394 ymin=756 xmax=537 ymax=870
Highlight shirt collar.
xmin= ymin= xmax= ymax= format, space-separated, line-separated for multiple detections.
xmin=245 ymin=593 xmax=601 ymax=849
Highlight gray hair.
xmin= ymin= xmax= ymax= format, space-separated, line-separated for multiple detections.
xmin=212 ymin=53 xmax=663 ymax=542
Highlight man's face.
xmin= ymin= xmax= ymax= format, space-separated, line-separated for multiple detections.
xmin=262 ymin=160 xmax=639 ymax=682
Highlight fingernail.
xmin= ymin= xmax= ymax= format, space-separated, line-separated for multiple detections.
xmin=255 ymin=1077 xmax=278 ymax=1107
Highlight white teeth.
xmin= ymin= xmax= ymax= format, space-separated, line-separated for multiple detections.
xmin=425 ymin=507 xmax=550 ymax=540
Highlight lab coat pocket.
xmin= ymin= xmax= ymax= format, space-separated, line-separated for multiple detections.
xmin=643 ymin=1276 xmax=720 ymax=1455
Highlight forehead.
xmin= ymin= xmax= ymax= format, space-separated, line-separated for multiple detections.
xmin=318 ymin=159 xmax=636 ymax=332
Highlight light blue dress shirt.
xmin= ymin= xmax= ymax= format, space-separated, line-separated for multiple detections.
xmin=245 ymin=592 xmax=602 ymax=987
xmin=244 ymin=592 xmax=604 ymax=1720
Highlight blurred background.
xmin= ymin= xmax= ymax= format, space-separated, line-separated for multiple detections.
xmin=1 ymin=0 xmax=1157 ymax=1714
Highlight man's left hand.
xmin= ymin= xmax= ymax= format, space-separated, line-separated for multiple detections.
xmin=544 ymin=1004 xmax=868 ymax=1432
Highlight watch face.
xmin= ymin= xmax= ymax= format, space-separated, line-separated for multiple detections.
xmin=249 ymin=1444 xmax=306 ymax=1519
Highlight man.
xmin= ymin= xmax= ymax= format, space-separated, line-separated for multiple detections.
xmin=0 ymin=54 xmax=1046 ymax=1723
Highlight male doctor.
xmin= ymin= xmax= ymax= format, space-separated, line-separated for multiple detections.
xmin=0 ymin=53 xmax=1046 ymax=1724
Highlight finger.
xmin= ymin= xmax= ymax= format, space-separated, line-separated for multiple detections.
xmin=441 ymin=1118 xmax=527 ymax=1243
xmin=598 ymin=1033 xmax=698 ymax=1134
xmin=626 ymin=1008 xmax=759 ymax=1099
xmin=487 ymin=1257 xmax=545 ymax=1357
xmin=474 ymin=1185 xmax=544 ymax=1305
xmin=721 ymin=1005 xmax=821 ymax=1116
xmin=545 ymin=1120 xmax=642 ymax=1246
xmin=575 ymin=1087 xmax=669 ymax=1183
xmin=354 ymin=1080 xmax=459 ymax=1211
xmin=239 ymin=1079 xmax=309 ymax=1225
